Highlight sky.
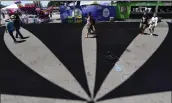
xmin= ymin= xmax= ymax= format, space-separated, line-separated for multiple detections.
xmin=1 ymin=1 xmax=49 ymax=7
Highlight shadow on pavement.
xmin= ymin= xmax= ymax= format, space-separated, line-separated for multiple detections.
xmin=16 ymin=40 xmax=26 ymax=43
xmin=23 ymin=36 xmax=30 ymax=39
xmin=0 ymin=22 xmax=171 ymax=101
xmin=153 ymin=34 xmax=158 ymax=36
xmin=98 ymin=23 xmax=172 ymax=101
xmin=94 ymin=22 xmax=140 ymax=97
xmin=0 ymin=24 xmax=88 ymax=101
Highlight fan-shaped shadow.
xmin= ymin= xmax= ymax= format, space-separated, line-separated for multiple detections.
xmin=21 ymin=23 xmax=91 ymax=98
xmin=97 ymin=22 xmax=172 ymax=101
xmin=94 ymin=22 xmax=140 ymax=97
xmin=0 ymin=25 xmax=87 ymax=101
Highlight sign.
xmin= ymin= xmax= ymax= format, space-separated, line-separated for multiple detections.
xmin=81 ymin=5 xmax=116 ymax=22
xmin=131 ymin=2 xmax=164 ymax=6
xmin=60 ymin=6 xmax=82 ymax=23
xmin=60 ymin=5 xmax=116 ymax=23
xmin=103 ymin=8 xmax=110 ymax=17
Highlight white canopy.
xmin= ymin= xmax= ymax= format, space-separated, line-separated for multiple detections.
xmin=1 ymin=4 xmax=18 ymax=10
xmin=80 ymin=1 xmax=114 ymax=6
xmin=69 ymin=2 xmax=76 ymax=6
xmin=1 ymin=4 xmax=20 ymax=13
xmin=67 ymin=1 xmax=117 ymax=6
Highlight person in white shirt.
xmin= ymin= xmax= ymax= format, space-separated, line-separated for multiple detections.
xmin=148 ymin=14 xmax=158 ymax=35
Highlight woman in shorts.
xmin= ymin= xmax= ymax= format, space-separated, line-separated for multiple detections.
xmin=149 ymin=14 xmax=158 ymax=35
xmin=85 ymin=12 xmax=94 ymax=38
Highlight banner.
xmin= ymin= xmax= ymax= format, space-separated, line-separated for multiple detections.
xmin=60 ymin=5 xmax=116 ymax=23
xmin=81 ymin=5 xmax=116 ymax=22
xmin=60 ymin=5 xmax=82 ymax=23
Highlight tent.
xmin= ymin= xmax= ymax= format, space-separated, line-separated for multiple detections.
xmin=67 ymin=1 xmax=116 ymax=7
xmin=69 ymin=2 xmax=76 ymax=6
xmin=80 ymin=1 xmax=115 ymax=6
xmin=2 ymin=4 xmax=18 ymax=10
xmin=1 ymin=4 xmax=19 ymax=13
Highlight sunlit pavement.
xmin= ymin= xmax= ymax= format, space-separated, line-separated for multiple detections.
xmin=0 ymin=22 xmax=171 ymax=103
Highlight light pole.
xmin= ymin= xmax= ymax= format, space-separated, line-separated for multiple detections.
xmin=155 ymin=1 xmax=160 ymax=14
xmin=0 ymin=0 xmax=1 ymax=26
xmin=171 ymin=0 xmax=172 ymax=22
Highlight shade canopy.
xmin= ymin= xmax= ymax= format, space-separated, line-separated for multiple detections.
xmin=80 ymin=1 xmax=115 ymax=6
xmin=2 ymin=4 xmax=18 ymax=10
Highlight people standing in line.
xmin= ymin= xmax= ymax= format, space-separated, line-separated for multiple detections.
xmin=85 ymin=12 xmax=95 ymax=38
xmin=148 ymin=14 xmax=158 ymax=35
xmin=5 ymin=15 xmax=18 ymax=43
xmin=14 ymin=13 xmax=25 ymax=39
xmin=139 ymin=12 xmax=149 ymax=35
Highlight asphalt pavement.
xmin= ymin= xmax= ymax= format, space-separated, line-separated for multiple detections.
xmin=0 ymin=22 xmax=171 ymax=103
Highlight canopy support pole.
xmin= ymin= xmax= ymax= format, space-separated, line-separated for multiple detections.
xmin=0 ymin=0 xmax=1 ymax=26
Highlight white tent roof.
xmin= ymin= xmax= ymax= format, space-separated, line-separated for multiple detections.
xmin=67 ymin=1 xmax=117 ymax=6
xmin=2 ymin=4 xmax=18 ymax=10
xmin=80 ymin=1 xmax=114 ymax=6
xmin=69 ymin=2 xmax=76 ymax=6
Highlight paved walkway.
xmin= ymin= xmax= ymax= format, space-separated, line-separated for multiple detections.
xmin=0 ymin=22 xmax=171 ymax=103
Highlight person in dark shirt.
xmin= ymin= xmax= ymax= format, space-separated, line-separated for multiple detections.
xmin=90 ymin=16 xmax=96 ymax=34
xmin=14 ymin=13 xmax=25 ymax=39
xmin=5 ymin=15 xmax=17 ymax=43
xmin=139 ymin=12 xmax=149 ymax=35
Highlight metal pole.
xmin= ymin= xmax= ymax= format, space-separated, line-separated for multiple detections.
xmin=155 ymin=1 xmax=160 ymax=14
xmin=0 ymin=0 xmax=1 ymax=26
xmin=171 ymin=0 xmax=172 ymax=22
xmin=74 ymin=1 xmax=76 ymax=23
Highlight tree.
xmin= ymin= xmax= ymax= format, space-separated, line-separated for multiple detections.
xmin=47 ymin=1 xmax=60 ymax=7
xmin=92 ymin=1 xmax=99 ymax=5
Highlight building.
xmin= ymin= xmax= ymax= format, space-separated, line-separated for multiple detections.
xmin=114 ymin=1 xmax=172 ymax=19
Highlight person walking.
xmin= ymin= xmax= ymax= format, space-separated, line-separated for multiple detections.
xmin=5 ymin=15 xmax=18 ymax=43
xmin=148 ymin=14 xmax=158 ymax=35
xmin=90 ymin=17 xmax=96 ymax=35
xmin=139 ymin=12 xmax=149 ymax=35
xmin=14 ymin=13 xmax=25 ymax=39
xmin=85 ymin=12 xmax=95 ymax=38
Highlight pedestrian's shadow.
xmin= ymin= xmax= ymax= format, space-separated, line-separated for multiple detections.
xmin=153 ymin=34 xmax=158 ymax=36
xmin=18 ymin=36 xmax=30 ymax=39
xmin=16 ymin=40 xmax=26 ymax=44
xmin=143 ymin=33 xmax=150 ymax=35
xmin=23 ymin=36 xmax=30 ymax=39
xmin=143 ymin=33 xmax=158 ymax=36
